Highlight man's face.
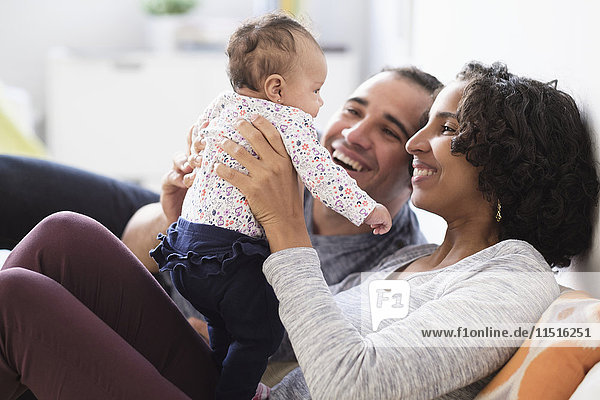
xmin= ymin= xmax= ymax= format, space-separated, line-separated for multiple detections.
xmin=321 ymin=72 xmax=434 ymax=209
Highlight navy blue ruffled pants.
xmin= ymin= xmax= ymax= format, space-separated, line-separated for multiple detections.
xmin=151 ymin=218 xmax=284 ymax=400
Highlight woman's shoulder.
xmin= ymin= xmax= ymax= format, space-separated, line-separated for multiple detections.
xmin=443 ymin=240 xmax=558 ymax=297
xmin=435 ymin=240 xmax=559 ymax=306
xmin=475 ymin=239 xmax=550 ymax=271
xmin=379 ymin=240 xmax=550 ymax=276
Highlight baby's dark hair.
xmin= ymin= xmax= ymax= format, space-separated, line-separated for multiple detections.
xmin=227 ymin=11 xmax=320 ymax=92
xmin=452 ymin=61 xmax=599 ymax=267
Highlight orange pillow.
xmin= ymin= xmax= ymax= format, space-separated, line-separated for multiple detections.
xmin=476 ymin=290 xmax=600 ymax=400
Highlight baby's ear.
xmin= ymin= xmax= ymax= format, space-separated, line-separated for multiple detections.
xmin=264 ymin=74 xmax=285 ymax=103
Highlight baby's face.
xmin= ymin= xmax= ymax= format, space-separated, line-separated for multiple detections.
xmin=282 ymin=44 xmax=327 ymax=118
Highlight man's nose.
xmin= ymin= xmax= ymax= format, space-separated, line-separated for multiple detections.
xmin=341 ymin=120 xmax=373 ymax=150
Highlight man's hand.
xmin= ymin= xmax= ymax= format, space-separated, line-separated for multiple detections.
xmin=160 ymin=122 xmax=208 ymax=223
xmin=160 ymin=153 xmax=193 ymax=224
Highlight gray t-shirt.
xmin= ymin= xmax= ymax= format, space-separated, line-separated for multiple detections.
xmin=266 ymin=240 xmax=560 ymax=400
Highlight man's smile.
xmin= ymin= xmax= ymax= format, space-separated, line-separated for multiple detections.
xmin=332 ymin=149 xmax=365 ymax=172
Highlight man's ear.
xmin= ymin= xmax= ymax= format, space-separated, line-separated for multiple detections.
xmin=264 ymin=74 xmax=285 ymax=103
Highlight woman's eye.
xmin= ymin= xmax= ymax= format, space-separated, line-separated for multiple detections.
xmin=441 ymin=125 xmax=457 ymax=135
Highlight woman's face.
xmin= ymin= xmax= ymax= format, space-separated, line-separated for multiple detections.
xmin=405 ymin=82 xmax=492 ymax=223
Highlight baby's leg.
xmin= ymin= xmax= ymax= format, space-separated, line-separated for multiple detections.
xmin=206 ymin=315 xmax=233 ymax=369
xmin=217 ymin=260 xmax=285 ymax=400
xmin=167 ymin=266 xmax=234 ymax=370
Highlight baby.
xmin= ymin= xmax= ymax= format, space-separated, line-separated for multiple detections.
xmin=151 ymin=11 xmax=391 ymax=400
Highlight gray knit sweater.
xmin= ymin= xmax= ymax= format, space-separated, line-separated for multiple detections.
xmin=265 ymin=240 xmax=559 ymax=400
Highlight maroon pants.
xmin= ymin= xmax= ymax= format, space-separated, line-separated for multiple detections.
xmin=0 ymin=212 xmax=219 ymax=399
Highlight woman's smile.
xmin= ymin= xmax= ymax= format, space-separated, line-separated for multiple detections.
xmin=405 ymin=82 xmax=487 ymax=220
xmin=411 ymin=160 xmax=439 ymax=183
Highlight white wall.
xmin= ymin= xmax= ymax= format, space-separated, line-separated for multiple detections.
xmin=0 ymin=0 xmax=367 ymax=190
xmin=410 ymin=0 xmax=600 ymax=169
xmin=411 ymin=0 xmax=600 ymax=123
xmin=0 ymin=0 xmax=147 ymax=134
xmin=0 ymin=0 xmax=367 ymax=138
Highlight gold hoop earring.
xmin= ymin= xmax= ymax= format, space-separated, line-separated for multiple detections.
xmin=495 ymin=199 xmax=502 ymax=222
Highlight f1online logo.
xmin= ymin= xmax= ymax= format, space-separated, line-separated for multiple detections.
xmin=369 ymin=280 xmax=410 ymax=331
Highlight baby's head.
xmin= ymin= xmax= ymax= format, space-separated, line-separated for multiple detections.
xmin=227 ymin=12 xmax=326 ymax=118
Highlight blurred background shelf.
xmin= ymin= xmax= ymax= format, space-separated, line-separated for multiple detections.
xmin=45 ymin=48 xmax=359 ymax=189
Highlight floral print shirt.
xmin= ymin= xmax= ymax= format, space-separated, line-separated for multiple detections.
xmin=181 ymin=92 xmax=377 ymax=238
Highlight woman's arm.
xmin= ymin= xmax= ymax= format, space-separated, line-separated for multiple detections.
xmin=264 ymin=249 xmax=559 ymax=399
xmin=121 ymin=203 xmax=167 ymax=274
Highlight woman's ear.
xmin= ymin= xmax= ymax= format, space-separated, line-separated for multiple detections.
xmin=264 ymin=74 xmax=285 ymax=103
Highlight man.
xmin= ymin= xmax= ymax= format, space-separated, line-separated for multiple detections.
xmin=305 ymin=67 xmax=440 ymax=286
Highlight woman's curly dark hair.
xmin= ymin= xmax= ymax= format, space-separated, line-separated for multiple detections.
xmin=451 ymin=61 xmax=599 ymax=267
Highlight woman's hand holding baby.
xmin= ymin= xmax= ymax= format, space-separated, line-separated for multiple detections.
xmin=215 ymin=116 xmax=311 ymax=253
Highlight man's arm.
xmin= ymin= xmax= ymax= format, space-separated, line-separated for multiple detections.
xmin=121 ymin=202 xmax=168 ymax=274
xmin=122 ymin=124 xmax=207 ymax=273
xmin=0 ymin=155 xmax=159 ymax=249
xmin=121 ymin=152 xmax=194 ymax=273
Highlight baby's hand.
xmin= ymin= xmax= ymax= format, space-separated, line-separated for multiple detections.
xmin=364 ymin=203 xmax=392 ymax=235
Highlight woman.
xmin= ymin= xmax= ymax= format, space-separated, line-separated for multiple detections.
xmin=215 ymin=61 xmax=598 ymax=399
xmin=0 ymin=61 xmax=597 ymax=399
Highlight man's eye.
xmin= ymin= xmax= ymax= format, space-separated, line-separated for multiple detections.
xmin=382 ymin=128 xmax=402 ymax=141
xmin=345 ymin=108 xmax=358 ymax=116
